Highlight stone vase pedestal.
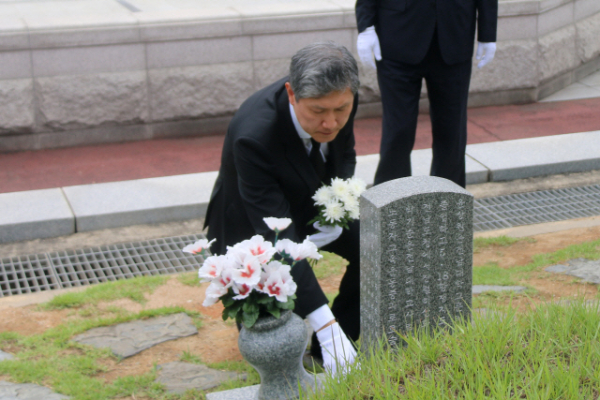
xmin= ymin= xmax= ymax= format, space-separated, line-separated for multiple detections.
xmin=238 ymin=310 xmax=316 ymax=400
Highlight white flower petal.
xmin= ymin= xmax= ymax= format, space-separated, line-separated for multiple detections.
xmin=183 ymin=238 xmax=216 ymax=255
xmin=312 ymin=186 xmax=335 ymax=206
xmin=203 ymin=281 xmax=228 ymax=307
xmin=198 ymin=254 xmax=231 ymax=281
xmin=347 ymin=177 xmax=367 ymax=197
xmin=323 ymin=201 xmax=345 ymax=223
xmin=231 ymin=253 xmax=262 ymax=286
xmin=232 ymin=283 xmax=253 ymax=300
xmin=263 ymin=217 xmax=292 ymax=232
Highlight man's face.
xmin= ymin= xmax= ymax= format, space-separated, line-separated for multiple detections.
xmin=285 ymin=82 xmax=354 ymax=143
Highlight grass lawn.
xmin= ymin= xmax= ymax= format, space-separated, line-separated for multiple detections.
xmin=1 ymin=237 xmax=600 ymax=399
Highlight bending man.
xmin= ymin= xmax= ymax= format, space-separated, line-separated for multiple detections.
xmin=204 ymin=41 xmax=361 ymax=375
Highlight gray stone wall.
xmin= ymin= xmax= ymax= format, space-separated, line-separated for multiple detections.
xmin=0 ymin=0 xmax=599 ymax=151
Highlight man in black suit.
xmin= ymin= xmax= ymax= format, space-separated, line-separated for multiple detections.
xmin=355 ymin=0 xmax=498 ymax=187
xmin=204 ymin=42 xmax=360 ymax=375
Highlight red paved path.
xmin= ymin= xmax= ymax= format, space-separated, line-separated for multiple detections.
xmin=1 ymin=97 xmax=599 ymax=194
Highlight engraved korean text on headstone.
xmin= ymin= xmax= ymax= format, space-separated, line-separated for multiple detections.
xmin=360 ymin=176 xmax=473 ymax=348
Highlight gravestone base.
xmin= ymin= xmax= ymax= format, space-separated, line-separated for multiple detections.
xmin=206 ymin=374 xmax=324 ymax=400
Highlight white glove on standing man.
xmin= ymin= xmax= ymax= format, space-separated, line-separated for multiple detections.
xmin=307 ymin=305 xmax=357 ymax=376
xmin=356 ymin=26 xmax=382 ymax=69
xmin=309 ymin=221 xmax=343 ymax=248
xmin=476 ymin=42 xmax=496 ymax=69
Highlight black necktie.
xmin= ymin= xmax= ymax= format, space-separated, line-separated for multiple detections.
xmin=309 ymin=138 xmax=326 ymax=181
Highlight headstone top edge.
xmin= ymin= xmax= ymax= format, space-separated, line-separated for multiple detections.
xmin=361 ymin=176 xmax=472 ymax=208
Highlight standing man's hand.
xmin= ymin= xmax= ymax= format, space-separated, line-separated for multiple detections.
xmin=356 ymin=26 xmax=382 ymax=69
xmin=476 ymin=42 xmax=496 ymax=69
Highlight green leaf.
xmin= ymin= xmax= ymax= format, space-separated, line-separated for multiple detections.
xmin=221 ymin=294 xmax=235 ymax=308
xmin=256 ymin=295 xmax=273 ymax=304
xmin=242 ymin=301 xmax=259 ymax=314
xmin=243 ymin=310 xmax=260 ymax=329
xmin=227 ymin=307 xmax=241 ymax=320
xmin=223 ymin=301 xmax=243 ymax=321
xmin=267 ymin=308 xmax=281 ymax=319
xmin=277 ymin=298 xmax=295 ymax=310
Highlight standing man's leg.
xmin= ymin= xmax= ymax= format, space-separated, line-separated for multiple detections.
xmin=374 ymin=59 xmax=423 ymax=186
xmin=424 ymin=36 xmax=472 ymax=188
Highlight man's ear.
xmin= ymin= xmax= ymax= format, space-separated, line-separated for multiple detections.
xmin=285 ymin=82 xmax=296 ymax=106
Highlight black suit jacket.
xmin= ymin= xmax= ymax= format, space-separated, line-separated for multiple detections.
xmin=355 ymin=0 xmax=498 ymax=65
xmin=205 ymin=77 xmax=358 ymax=256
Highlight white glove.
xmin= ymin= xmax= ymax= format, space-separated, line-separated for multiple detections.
xmin=357 ymin=26 xmax=382 ymax=69
xmin=316 ymin=322 xmax=357 ymax=376
xmin=476 ymin=42 xmax=496 ymax=69
xmin=309 ymin=221 xmax=343 ymax=248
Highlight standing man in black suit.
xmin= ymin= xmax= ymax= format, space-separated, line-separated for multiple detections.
xmin=204 ymin=42 xmax=360 ymax=375
xmin=355 ymin=0 xmax=498 ymax=188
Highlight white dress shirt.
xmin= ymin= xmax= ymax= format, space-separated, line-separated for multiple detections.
xmin=289 ymin=103 xmax=328 ymax=161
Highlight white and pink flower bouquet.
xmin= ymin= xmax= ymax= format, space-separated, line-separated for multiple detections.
xmin=310 ymin=177 xmax=367 ymax=229
xmin=182 ymin=217 xmax=322 ymax=328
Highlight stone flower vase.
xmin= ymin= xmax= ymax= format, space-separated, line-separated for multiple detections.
xmin=238 ymin=310 xmax=317 ymax=400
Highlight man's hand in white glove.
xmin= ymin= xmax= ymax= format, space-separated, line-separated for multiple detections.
xmin=356 ymin=26 xmax=382 ymax=69
xmin=476 ymin=42 xmax=496 ymax=69
xmin=316 ymin=322 xmax=357 ymax=376
xmin=309 ymin=221 xmax=342 ymax=248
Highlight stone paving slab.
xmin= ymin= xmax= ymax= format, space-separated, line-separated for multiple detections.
xmin=156 ymin=362 xmax=245 ymax=394
xmin=62 ymin=172 xmax=217 ymax=232
xmin=472 ymin=285 xmax=527 ymax=295
xmin=466 ymin=130 xmax=600 ymax=182
xmin=0 ymin=381 xmax=70 ymax=400
xmin=0 ymin=350 xmax=14 ymax=361
xmin=72 ymin=313 xmax=198 ymax=358
xmin=0 ymin=188 xmax=74 ymax=244
xmin=545 ymin=258 xmax=600 ymax=284
xmin=411 ymin=148 xmax=489 ymax=185
xmin=206 ymin=384 xmax=259 ymax=400
xmin=207 ymin=374 xmax=325 ymax=400
xmin=354 ymin=150 xmax=489 ymax=188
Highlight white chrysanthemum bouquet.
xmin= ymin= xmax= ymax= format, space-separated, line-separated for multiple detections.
xmin=182 ymin=217 xmax=322 ymax=328
xmin=310 ymin=177 xmax=367 ymax=229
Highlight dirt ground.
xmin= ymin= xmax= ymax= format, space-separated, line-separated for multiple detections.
xmin=1 ymin=222 xmax=600 ymax=394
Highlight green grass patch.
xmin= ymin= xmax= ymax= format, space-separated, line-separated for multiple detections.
xmin=515 ymin=238 xmax=600 ymax=275
xmin=472 ymin=262 xmax=517 ymax=286
xmin=0 ymin=306 xmax=200 ymax=400
xmin=473 ymin=235 xmax=535 ymax=253
xmin=42 ymin=275 xmax=170 ymax=309
xmin=205 ymin=360 xmax=260 ymax=392
xmin=304 ymin=301 xmax=600 ymax=399
xmin=312 ymin=251 xmax=348 ymax=280
xmin=178 ymin=271 xmax=201 ymax=287
xmin=180 ymin=350 xmax=203 ymax=365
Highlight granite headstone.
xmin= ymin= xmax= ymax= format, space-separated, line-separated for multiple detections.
xmin=360 ymin=176 xmax=473 ymax=348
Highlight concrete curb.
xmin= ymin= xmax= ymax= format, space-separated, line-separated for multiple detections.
xmin=2 ymin=131 xmax=600 ymax=244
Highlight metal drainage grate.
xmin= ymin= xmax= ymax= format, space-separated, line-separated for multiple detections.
xmin=0 ymin=234 xmax=204 ymax=298
xmin=4 ymin=185 xmax=600 ymax=297
xmin=474 ymin=184 xmax=600 ymax=232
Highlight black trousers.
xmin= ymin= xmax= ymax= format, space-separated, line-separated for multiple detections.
xmin=374 ymin=33 xmax=473 ymax=188
xmin=309 ymin=220 xmax=360 ymax=357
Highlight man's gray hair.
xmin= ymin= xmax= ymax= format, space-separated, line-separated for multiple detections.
xmin=289 ymin=41 xmax=360 ymax=100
